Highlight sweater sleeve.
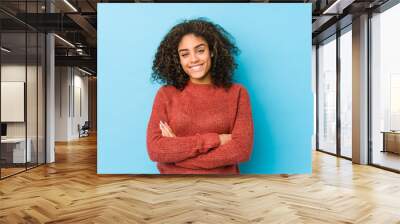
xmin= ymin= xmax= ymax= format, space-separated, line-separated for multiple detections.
xmin=175 ymin=87 xmax=254 ymax=169
xmin=146 ymin=87 xmax=221 ymax=163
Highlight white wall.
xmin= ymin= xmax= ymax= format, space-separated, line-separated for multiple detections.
xmin=55 ymin=67 xmax=89 ymax=141
xmin=55 ymin=66 xmax=69 ymax=141
xmin=72 ymin=73 xmax=89 ymax=138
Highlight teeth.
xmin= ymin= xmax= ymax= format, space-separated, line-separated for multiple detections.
xmin=190 ymin=64 xmax=202 ymax=71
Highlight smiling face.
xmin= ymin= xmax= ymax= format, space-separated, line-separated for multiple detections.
xmin=178 ymin=34 xmax=212 ymax=84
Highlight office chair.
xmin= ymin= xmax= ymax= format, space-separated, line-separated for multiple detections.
xmin=79 ymin=121 xmax=90 ymax=138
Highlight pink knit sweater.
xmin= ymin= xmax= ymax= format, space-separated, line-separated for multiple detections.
xmin=146 ymin=81 xmax=254 ymax=174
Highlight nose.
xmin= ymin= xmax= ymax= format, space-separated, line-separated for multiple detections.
xmin=189 ymin=53 xmax=199 ymax=63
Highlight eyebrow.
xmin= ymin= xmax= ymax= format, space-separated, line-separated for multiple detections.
xmin=178 ymin=43 xmax=207 ymax=53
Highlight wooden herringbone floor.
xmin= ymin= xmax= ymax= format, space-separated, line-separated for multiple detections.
xmin=1 ymin=134 xmax=400 ymax=224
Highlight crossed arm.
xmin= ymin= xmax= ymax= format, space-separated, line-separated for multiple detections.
xmin=146 ymin=89 xmax=221 ymax=163
xmin=146 ymin=87 xmax=254 ymax=168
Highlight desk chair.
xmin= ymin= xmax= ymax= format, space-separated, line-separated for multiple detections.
xmin=79 ymin=121 xmax=90 ymax=138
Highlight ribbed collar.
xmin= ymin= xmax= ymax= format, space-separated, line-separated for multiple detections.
xmin=185 ymin=80 xmax=216 ymax=91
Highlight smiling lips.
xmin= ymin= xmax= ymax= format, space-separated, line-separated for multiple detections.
xmin=189 ymin=63 xmax=203 ymax=72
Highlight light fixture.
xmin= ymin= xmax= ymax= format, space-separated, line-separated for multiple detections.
xmin=1 ymin=47 xmax=11 ymax=53
xmin=76 ymin=48 xmax=85 ymax=55
xmin=78 ymin=67 xmax=93 ymax=76
xmin=63 ymin=0 xmax=78 ymax=12
xmin=54 ymin=34 xmax=75 ymax=48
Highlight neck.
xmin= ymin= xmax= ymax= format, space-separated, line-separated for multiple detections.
xmin=190 ymin=73 xmax=212 ymax=85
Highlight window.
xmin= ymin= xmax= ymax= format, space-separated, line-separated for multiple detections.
xmin=371 ymin=2 xmax=400 ymax=171
xmin=339 ymin=28 xmax=352 ymax=158
xmin=317 ymin=36 xmax=337 ymax=154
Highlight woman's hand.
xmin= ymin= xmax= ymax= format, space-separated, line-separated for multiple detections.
xmin=219 ymin=134 xmax=232 ymax=145
xmin=159 ymin=120 xmax=232 ymax=146
xmin=159 ymin=121 xmax=176 ymax=137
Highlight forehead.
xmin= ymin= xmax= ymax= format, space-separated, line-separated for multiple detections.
xmin=178 ymin=34 xmax=208 ymax=50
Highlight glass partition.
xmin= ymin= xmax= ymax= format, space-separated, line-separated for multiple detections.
xmin=1 ymin=31 xmax=28 ymax=177
xmin=0 ymin=1 xmax=46 ymax=179
xmin=27 ymin=31 xmax=38 ymax=169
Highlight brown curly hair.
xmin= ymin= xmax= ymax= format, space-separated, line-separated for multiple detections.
xmin=152 ymin=18 xmax=239 ymax=90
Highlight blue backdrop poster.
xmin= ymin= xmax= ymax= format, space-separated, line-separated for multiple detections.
xmin=98 ymin=3 xmax=312 ymax=174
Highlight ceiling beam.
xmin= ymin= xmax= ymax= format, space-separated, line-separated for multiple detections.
xmin=67 ymin=13 xmax=97 ymax=46
xmin=55 ymin=55 xmax=96 ymax=70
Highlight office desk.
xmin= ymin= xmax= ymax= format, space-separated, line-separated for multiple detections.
xmin=1 ymin=138 xmax=32 ymax=163
xmin=382 ymin=131 xmax=400 ymax=154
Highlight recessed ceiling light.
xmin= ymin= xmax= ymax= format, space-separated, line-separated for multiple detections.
xmin=323 ymin=0 xmax=354 ymax=15
xmin=1 ymin=47 xmax=11 ymax=53
xmin=54 ymin=34 xmax=75 ymax=48
xmin=63 ymin=0 xmax=78 ymax=12
xmin=78 ymin=67 xmax=93 ymax=76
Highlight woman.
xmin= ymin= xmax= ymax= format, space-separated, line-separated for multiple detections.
xmin=147 ymin=18 xmax=254 ymax=174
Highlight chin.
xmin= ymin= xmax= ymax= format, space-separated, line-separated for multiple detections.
xmin=189 ymin=73 xmax=207 ymax=80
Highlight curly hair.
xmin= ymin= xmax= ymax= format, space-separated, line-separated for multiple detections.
xmin=152 ymin=18 xmax=239 ymax=90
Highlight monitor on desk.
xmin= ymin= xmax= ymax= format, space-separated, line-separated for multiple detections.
xmin=1 ymin=123 xmax=7 ymax=138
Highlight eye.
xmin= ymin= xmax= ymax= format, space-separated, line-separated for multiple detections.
xmin=180 ymin=53 xmax=189 ymax=58
xmin=198 ymin=49 xmax=205 ymax=53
